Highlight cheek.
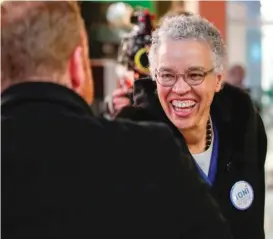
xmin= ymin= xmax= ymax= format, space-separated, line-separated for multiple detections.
xmin=195 ymin=83 xmax=216 ymax=107
xmin=156 ymin=84 xmax=171 ymax=110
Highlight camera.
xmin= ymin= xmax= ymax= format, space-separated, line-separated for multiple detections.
xmin=117 ymin=8 xmax=154 ymax=80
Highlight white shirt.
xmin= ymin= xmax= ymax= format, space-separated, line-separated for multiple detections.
xmin=192 ymin=132 xmax=214 ymax=176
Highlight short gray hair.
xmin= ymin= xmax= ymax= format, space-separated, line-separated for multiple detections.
xmin=148 ymin=15 xmax=227 ymax=78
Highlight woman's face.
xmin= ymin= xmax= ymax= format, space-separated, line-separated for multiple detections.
xmin=155 ymin=39 xmax=223 ymax=131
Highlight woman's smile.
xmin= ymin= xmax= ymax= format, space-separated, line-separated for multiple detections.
xmin=171 ymin=99 xmax=197 ymax=117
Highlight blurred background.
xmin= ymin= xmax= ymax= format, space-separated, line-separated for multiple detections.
xmin=79 ymin=1 xmax=273 ymax=237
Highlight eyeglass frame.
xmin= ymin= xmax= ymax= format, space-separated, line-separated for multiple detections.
xmin=155 ymin=67 xmax=215 ymax=87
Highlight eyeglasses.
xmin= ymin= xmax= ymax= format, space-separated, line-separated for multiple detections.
xmin=155 ymin=68 xmax=214 ymax=87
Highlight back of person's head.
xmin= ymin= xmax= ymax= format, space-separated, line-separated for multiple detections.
xmin=1 ymin=1 xmax=94 ymax=104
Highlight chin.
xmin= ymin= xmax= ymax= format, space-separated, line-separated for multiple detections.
xmin=164 ymin=101 xmax=200 ymax=131
xmin=170 ymin=116 xmax=196 ymax=131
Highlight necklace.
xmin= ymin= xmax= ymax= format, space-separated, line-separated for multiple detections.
xmin=205 ymin=118 xmax=212 ymax=151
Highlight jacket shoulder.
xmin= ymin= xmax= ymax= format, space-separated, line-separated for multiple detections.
xmin=221 ymin=83 xmax=253 ymax=106
xmin=116 ymin=106 xmax=159 ymax=122
xmin=97 ymin=117 xmax=175 ymax=146
xmin=214 ymin=83 xmax=256 ymax=121
xmin=214 ymin=84 xmax=267 ymax=164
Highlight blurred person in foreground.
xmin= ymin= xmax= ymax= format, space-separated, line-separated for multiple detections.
xmin=116 ymin=15 xmax=267 ymax=239
xmin=1 ymin=2 xmax=232 ymax=239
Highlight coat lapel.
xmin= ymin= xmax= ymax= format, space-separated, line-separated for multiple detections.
xmin=211 ymin=91 xmax=235 ymax=190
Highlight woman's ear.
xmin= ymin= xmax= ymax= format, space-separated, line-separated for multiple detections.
xmin=215 ymin=73 xmax=224 ymax=92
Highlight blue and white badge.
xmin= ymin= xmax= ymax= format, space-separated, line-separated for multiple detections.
xmin=230 ymin=181 xmax=254 ymax=210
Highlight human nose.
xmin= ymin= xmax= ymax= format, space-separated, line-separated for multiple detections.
xmin=172 ymin=75 xmax=191 ymax=95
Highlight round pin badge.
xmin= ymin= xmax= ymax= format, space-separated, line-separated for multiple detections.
xmin=230 ymin=180 xmax=254 ymax=210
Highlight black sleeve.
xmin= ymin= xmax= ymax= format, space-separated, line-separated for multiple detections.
xmin=237 ymin=100 xmax=267 ymax=239
xmin=257 ymin=113 xmax=267 ymax=166
xmin=254 ymin=113 xmax=267 ymax=238
xmin=142 ymin=122 xmax=233 ymax=239
xmin=239 ymin=93 xmax=267 ymax=239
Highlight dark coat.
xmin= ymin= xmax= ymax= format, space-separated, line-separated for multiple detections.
xmin=1 ymin=82 xmax=233 ymax=239
xmin=117 ymin=78 xmax=267 ymax=239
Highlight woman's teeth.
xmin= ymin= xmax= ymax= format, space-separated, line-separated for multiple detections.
xmin=172 ymin=100 xmax=196 ymax=109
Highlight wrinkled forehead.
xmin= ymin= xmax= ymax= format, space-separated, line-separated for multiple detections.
xmin=157 ymin=39 xmax=213 ymax=71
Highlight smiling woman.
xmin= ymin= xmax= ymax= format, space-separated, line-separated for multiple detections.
xmin=116 ymin=14 xmax=267 ymax=239
xmin=149 ymin=16 xmax=225 ymax=154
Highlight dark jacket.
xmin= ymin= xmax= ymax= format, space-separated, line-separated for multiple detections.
xmin=117 ymin=78 xmax=267 ymax=239
xmin=1 ymin=82 xmax=232 ymax=239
